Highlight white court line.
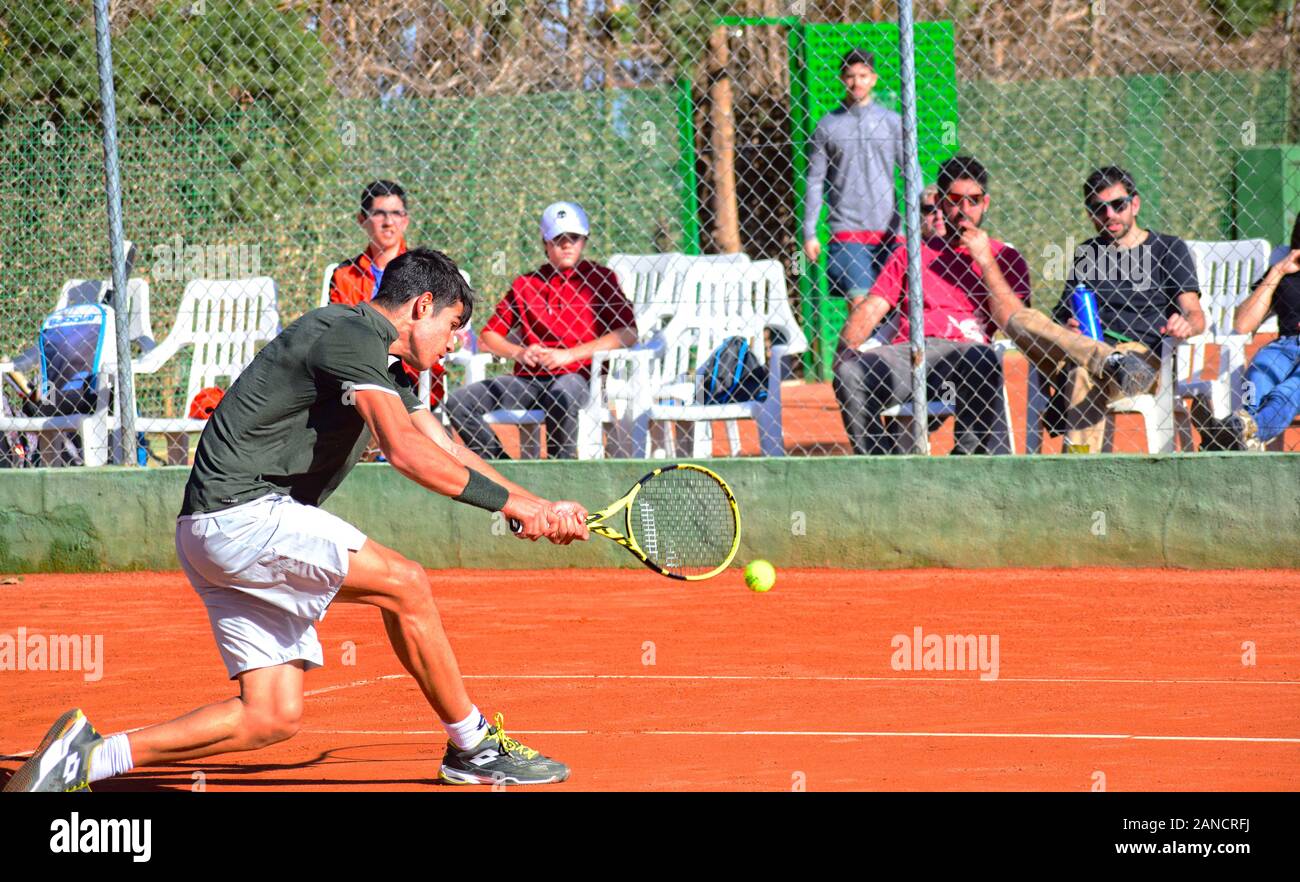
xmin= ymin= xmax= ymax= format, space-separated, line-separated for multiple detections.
xmin=305 ymin=674 xmax=404 ymax=697
xmin=13 ymin=728 xmax=1299 ymax=758
xmin=304 ymin=672 xmax=1300 ymax=698
xmin=468 ymin=674 xmax=1300 ymax=686
xmin=300 ymin=728 xmax=1300 ymax=744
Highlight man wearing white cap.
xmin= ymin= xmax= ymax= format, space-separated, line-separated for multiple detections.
xmin=446 ymin=201 xmax=637 ymax=459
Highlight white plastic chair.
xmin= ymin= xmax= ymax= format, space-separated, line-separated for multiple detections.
xmin=319 ymin=262 xmax=340 ymax=308
xmin=610 ymin=252 xmax=751 ymax=340
xmin=1176 ymin=240 xmax=1271 ymax=425
xmin=130 ymin=278 xmax=281 ymax=454
xmin=633 ymin=310 xmax=788 ymax=458
xmin=727 ymin=259 xmax=809 ymax=355
xmin=608 ymin=253 xmax=682 ymax=339
xmin=621 ymin=262 xmax=793 ymax=457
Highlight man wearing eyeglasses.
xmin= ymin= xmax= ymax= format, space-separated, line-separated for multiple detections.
xmin=833 ymin=156 xmax=1029 ymax=455
xmin=328 ymin=180 xmax=450 ymax=428
xmin=329 ymin=180 xmax=411 ymax=305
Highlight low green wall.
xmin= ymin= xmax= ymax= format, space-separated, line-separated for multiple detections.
xmin=1 ymin=455 xmax=1297 ymax=573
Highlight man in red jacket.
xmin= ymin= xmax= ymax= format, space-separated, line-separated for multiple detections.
xmin=329 ymin=180 xmax=409 ymax=306
xmin=445 ymin=202 xmax=636 ymax=459
xmin=329 ymin=180 xmax=449 ymax=410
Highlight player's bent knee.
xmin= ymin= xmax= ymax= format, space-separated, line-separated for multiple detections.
xmin=241 ymin=706 xmax=301 ymax=748
xmin=386 ymin=557 xmax=435 ymax=613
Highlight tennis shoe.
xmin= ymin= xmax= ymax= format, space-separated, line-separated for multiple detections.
xmin=1101 ymin=351 xmax=1157 ymax=398
xmin=1200 ymin=410 xmax=1261 ymax=451
xmin=3 ymin=708 xmax=101 ymax=792
xmin=439 ymin=713 xmax=569 ymax=785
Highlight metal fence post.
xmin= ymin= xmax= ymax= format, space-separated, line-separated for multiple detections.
xmin=898 ymin=0 xmax=929 ymax=455
xmin=93 ymin=0 xmax=138 ymax=465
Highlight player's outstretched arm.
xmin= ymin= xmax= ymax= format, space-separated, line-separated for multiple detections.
xmin=355 ymin=389 xmax=583 ymax=542
xmin=410 ymin=409 xmax=589 ymax=543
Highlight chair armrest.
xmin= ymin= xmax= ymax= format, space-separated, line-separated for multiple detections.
xmin=3 ymin=346 xmax=40 ymax=375
xmin=132 ymin=332 xmax=183 ymax=375
xmin=591 ymin=347 xmax=661 ymax=407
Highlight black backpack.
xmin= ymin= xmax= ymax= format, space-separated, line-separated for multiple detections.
xmin=700 ymin=335 xmax=769 ymax=404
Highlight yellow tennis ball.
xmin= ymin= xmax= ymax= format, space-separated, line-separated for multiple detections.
xmin=744 ymin=559 xmax=776 ymax=592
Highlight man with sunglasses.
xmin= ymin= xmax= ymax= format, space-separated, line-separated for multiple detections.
xmin=920 ymin=184 xmax=946 ymax=240
xmin=950 ymin=166 xmax=1204 ymax=452
xmin=833 ymin=156 xmax=1029 ymax=455
xmin=445 ymin=201 xmax=636 ymax=460
xmin=803 ymin=48 xmax=903 ymax=301
xmin=1030 ymin=167 xmax=1203 ymax=450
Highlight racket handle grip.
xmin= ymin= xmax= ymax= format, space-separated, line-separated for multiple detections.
xmin=508 ymin=517 xmax=523 ymax=534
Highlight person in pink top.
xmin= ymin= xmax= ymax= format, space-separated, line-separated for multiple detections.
xmin=833 ymin=157 xmax=1031 ymax=454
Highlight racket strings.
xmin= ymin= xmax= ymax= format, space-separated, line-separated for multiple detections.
xmin=627 ymin=467 xmax=737 ymax=577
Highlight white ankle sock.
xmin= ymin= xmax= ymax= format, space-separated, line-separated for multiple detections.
xmin=88 ymin=733 xmax=134 ymax=783
xmin=444 ymin=707 xmax=489 ymax=750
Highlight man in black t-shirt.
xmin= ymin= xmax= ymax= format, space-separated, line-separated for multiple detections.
xmin=6 ymin=249 xmax=589 ymax=792
xmin=1015 ymin=166 xmax=1206 ymax=451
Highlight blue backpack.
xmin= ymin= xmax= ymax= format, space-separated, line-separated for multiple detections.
xmin=700 ymin=335 xmax=769 ymax=404
xmin=38 ymin=302 xmax=110 ymax=415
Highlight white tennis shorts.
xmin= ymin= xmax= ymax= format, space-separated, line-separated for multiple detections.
xmin=175 ymin=493 xmax=368 ymax=679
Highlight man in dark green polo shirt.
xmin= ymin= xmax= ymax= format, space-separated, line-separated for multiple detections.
xmin=6 ymin=248 xmax=587 ymax=791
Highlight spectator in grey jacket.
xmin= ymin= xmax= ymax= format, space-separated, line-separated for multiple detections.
xmin=802 ymin=48 xmax=903 ymax=301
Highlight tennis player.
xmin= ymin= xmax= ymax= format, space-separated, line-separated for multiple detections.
xmin=6 ymin=248 xmax=588 ymax=791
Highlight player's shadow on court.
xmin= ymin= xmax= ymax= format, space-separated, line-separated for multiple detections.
xmin=76 ymin=742 xmax=436 ymax=790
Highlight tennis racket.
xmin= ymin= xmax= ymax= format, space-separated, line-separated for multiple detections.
xmin=512 ymin=463 xmax=741 ymax=580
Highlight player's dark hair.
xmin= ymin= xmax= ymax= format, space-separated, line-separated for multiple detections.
xmin=360 ymin=179 xmax=406 ymax=213
xmin=840 ymin=48 xmax=875 ymax=73
xmin=937 ymin=155 xmax=988 ymax=191
xmin=1289 ymin=210 xmax=1300 ymax=250
xmin=1083 ymin=166 xmax=1138 ymax=201
xmin=372 ymin=248 xmax=474 ymax=323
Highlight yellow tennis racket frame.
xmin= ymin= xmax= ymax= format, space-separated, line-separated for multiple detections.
xmin=586 ymin=463 xmax=741 ymax=581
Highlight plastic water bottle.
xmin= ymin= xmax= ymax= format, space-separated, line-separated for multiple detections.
xmin=1070 ymin=284 xmax=1104 ymax=341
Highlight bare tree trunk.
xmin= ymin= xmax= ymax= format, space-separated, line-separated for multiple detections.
xmin=567 ymin=0 xmax=586 ymax=90
xmin=707 ymin=26 xmax=742 ymax=253
xmin=601 ymin=2 xmax=616 ymax=91
xmin=1088 ymin=0 xmax=1104 ymax=79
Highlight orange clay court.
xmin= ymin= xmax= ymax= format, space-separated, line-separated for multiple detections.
xmin=2 ymin=566 xmax=1298 ymax=791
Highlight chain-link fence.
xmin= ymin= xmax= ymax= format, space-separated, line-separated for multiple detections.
xmin=2 ymin=0 xmax=1298 ymax=466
